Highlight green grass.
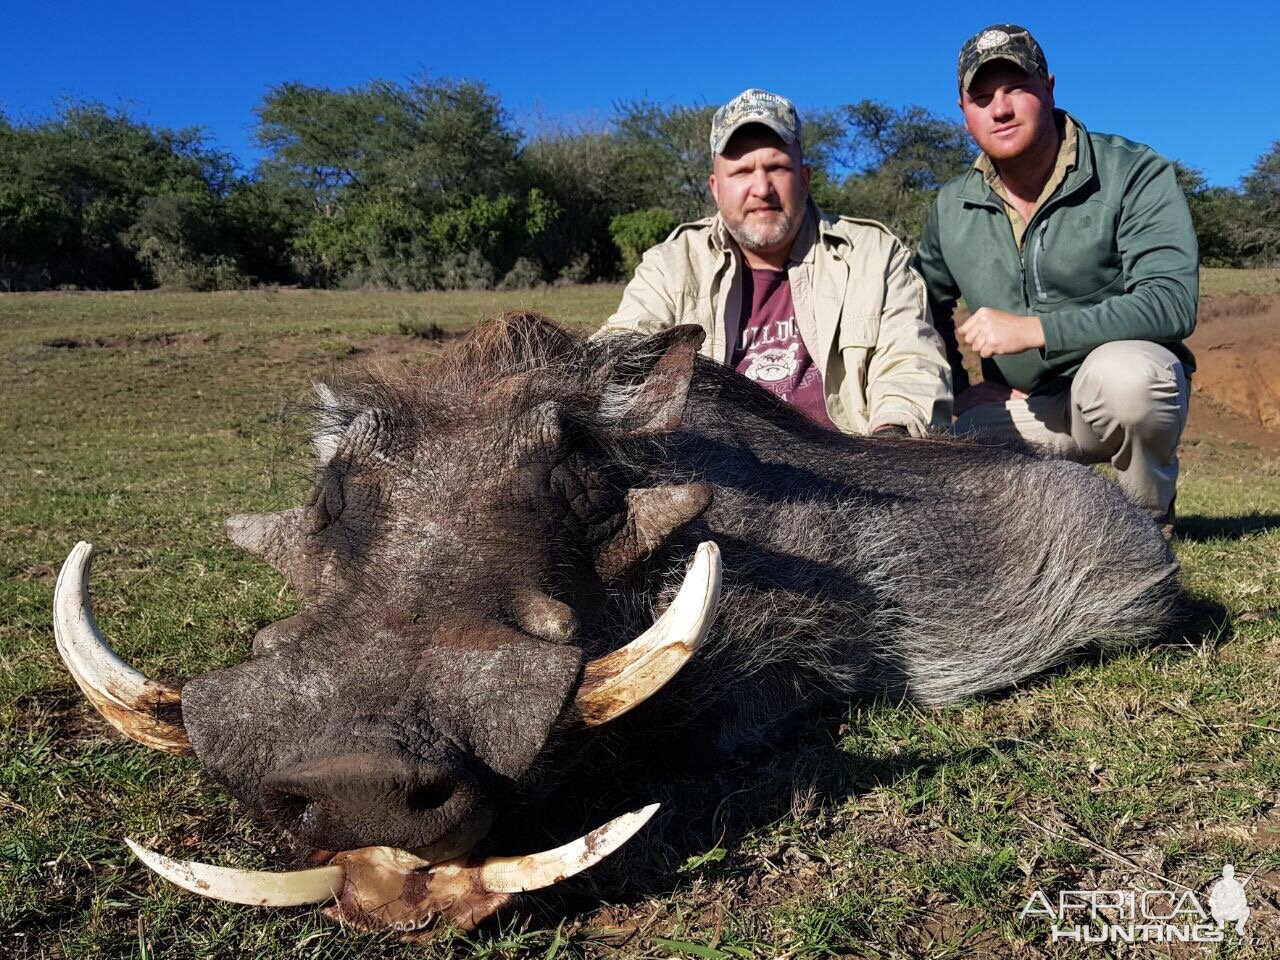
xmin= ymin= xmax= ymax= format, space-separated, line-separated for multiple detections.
xmin=2 ymin=281 xmax=1279 ymax=958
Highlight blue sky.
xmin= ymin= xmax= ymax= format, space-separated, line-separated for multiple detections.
xmin=4 ymin=0 xmax=1276 ymax=186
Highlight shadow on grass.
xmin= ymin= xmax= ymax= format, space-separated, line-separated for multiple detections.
xmin=1176 ymin=512 xmax=1280 ymax=542
xmin=1167 ymin=593 xmax=1233 ymax=647
xmin=477 ymin=700 xmax=957 ymax=936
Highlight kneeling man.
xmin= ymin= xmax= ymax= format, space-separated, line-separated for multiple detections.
xmin=599 ymin=89 xmax=952 ymax=437
xmin=915 ymin=25 xmax=1196 ymax=531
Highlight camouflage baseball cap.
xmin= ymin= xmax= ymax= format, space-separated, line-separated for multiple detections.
xmin=957 ymin=24 xmax=1049 ymax=93
xmin=709 ymin=89 xmax=801 ymax=155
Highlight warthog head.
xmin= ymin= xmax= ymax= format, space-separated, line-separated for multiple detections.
xmin=54 ymin=313 xmax=725 ymax=930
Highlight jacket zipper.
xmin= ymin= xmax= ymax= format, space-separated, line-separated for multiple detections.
xmin=1031 ymin=223 xmax=1049 ymax=300
xmin=989 ymin=192 xmax=1032 ymax=311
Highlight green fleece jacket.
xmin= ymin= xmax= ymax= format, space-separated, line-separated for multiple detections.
xmin=914 ymin=112 xmax=1198 ymax=395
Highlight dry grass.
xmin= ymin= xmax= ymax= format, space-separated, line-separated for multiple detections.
xmin=1201 ymin=268 xmax=1280 ymax=297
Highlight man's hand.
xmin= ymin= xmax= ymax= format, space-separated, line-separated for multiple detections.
xmin=957 ymin=308 xmax=1045 ymax=358
xmin=954 ymin=382 xmax=1029 ymax=417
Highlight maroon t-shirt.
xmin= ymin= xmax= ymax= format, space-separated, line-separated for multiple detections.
xmin=730 ymin=268 xmax=835 ymax=429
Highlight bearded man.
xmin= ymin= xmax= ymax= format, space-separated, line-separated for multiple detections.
xmin=598 ymin=89 xmax=952 ymax=437
xmin=914 ymin=26 xmax=1196 ymax=533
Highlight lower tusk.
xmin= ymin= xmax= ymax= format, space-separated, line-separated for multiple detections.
xmin=126 ymin=804 xmax=660 ymax=924
xmin=125 ymin=838 xmax=345 ymax=907
xmin=466 ymin=802 xmax=660 ymax=893
xmin=574 ymin=541 xmax=721 ymax=725
xmin=53 ymin=542 xmax=191 ymax=753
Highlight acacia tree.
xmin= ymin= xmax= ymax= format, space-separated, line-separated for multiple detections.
xmin=255 ymin=75 xmax=559 ymax=288
xmin=1173 ymin=161 xmax=1251 ymax=267
xmin=255 ymin=77 xmax=520 ymax=210
xmin=523 ymin=123 xmax=634 ymax=280
xmin=612 ymin=101 xmax=717 ymax=223
xmin=1241 ymin=141 xmax=1280 ymax=265
xmin=811 ymin=100 xmax=974 ymax=245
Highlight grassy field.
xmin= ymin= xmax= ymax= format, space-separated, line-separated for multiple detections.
xmin=2 ymin=273 xmax=1279 ymax=958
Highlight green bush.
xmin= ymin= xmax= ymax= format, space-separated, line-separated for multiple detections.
xmin=395 ymin=309 xmax=446 ymax=339
xmin=0 ymin=102 xmax=235 ymax=289
xmin=125 ymin=193 xmax=246 ymax=291
xmin=498 ymin=257 xmax=544 ymax=290
xmin=556 ymin=252 xmax=592 ymax=285
xmin=438 ymin=249 xmax=496 ymax=290
xmin=292 ymin=195 xmax=437 ymax=289
xmin=610 ymin=207 xmax=678 ymax=276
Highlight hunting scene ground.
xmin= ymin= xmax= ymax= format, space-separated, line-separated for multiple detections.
xmin=2 ymin=271 xmax=1280 ymax=959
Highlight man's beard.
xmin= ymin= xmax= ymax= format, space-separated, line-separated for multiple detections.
xmin=724 ymin=207 xmax=796 ymax=254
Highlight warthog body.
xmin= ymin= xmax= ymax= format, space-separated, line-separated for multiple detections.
xmin=57 ymin=312 xmax=1181 ymax=928
xmin=198 ymin=312 xmax=1177 ymax=847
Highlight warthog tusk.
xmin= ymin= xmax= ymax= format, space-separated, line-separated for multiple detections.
xmin=574 ymin=541 xmax=721 ymax=725
xmin=126 ymin=804 xmax=660 ymax=921
xmin=330 ymin=804 xmax=662 ymax=930
xmin=53 ymin=541 xmax=192 ymax=754
xmin=466 ymin=802 xmax=660 ymax=892
xmin=124 ymin=838 xmax=345 ymax=906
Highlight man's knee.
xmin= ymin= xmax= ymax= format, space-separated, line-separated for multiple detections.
xmin=1073 ymin=341 xmax=1186 ymax=433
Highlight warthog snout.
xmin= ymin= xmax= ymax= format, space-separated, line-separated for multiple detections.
xmin=262 ymin=750 xmax=490 ymax=859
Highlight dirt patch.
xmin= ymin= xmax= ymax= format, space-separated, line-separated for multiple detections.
xmin=1183 ymin=395 xmax=1280 ymax=455
xmin=41 ymin=331 xmax=213 ymax=351
xmin=1205 ymin=803 xmax=1280 ymax=851
xmin=1187 ymin=293 xmax=1280 ymax=431
xmin=265 ymin=338 xmax=310 ymax=363
xmin=327 ymin=331 xmax=469 ymax=380
xmin=349 ymin=330 xmax=465 ymax=357
xmin=259 ymin=328 xmax=466 ymax=367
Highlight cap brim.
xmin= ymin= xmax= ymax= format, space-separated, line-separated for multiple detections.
xmin=712 ymin=117 xmax=798 ymax=155
xmin=961 ymin=52 xmax=1041 ymax=92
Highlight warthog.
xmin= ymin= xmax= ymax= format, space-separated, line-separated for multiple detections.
xmin=54 ymin=312 xmax=1180 ymax=934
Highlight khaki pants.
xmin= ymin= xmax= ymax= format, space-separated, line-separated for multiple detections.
xmin=955 ymin=341 xmax=1189 ymax=517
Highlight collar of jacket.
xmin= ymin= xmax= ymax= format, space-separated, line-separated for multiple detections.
xmin=957 ymin=110 xmax=1096 ymax=212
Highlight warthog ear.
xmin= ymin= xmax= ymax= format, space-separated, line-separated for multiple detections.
xmin=596 ymin=482 xmax=713 ymax=581
xmin=312 ymin=382 xmax=375 ymax=465
xmin=597 ymin=325 xmax=705 ymax=437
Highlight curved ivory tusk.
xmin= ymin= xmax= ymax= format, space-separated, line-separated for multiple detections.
xmin=53 ymin=541 xmax=192 ymax=754
xmin=126 ymin=804 xmax=659 ymax=913
xmin=465 ymin=802 xmax=660 ymax=893
xmin=125 ymin=838 xmax=345 ymax=906
xmin=574 ymin=541 xmax=721 ymax=725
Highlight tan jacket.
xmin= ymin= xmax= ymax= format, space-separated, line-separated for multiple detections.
xmin=599 ymin=203 xmax=952 ymax=435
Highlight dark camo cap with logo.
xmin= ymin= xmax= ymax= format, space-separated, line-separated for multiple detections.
xmin=957 ymin=24 xmax=1049 ymax=93
xmin=709 ymin=89 xmax=802 ymax=155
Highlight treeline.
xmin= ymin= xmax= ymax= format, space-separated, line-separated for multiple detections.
xmin=2 ymin=78 xmax=1277 ymax=292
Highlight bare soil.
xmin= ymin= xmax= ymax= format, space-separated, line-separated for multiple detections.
xmin=41 ymin=331 xmax=214 ymax=350
xmin=1186 ymin=293 xmax=1280 ymax=451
